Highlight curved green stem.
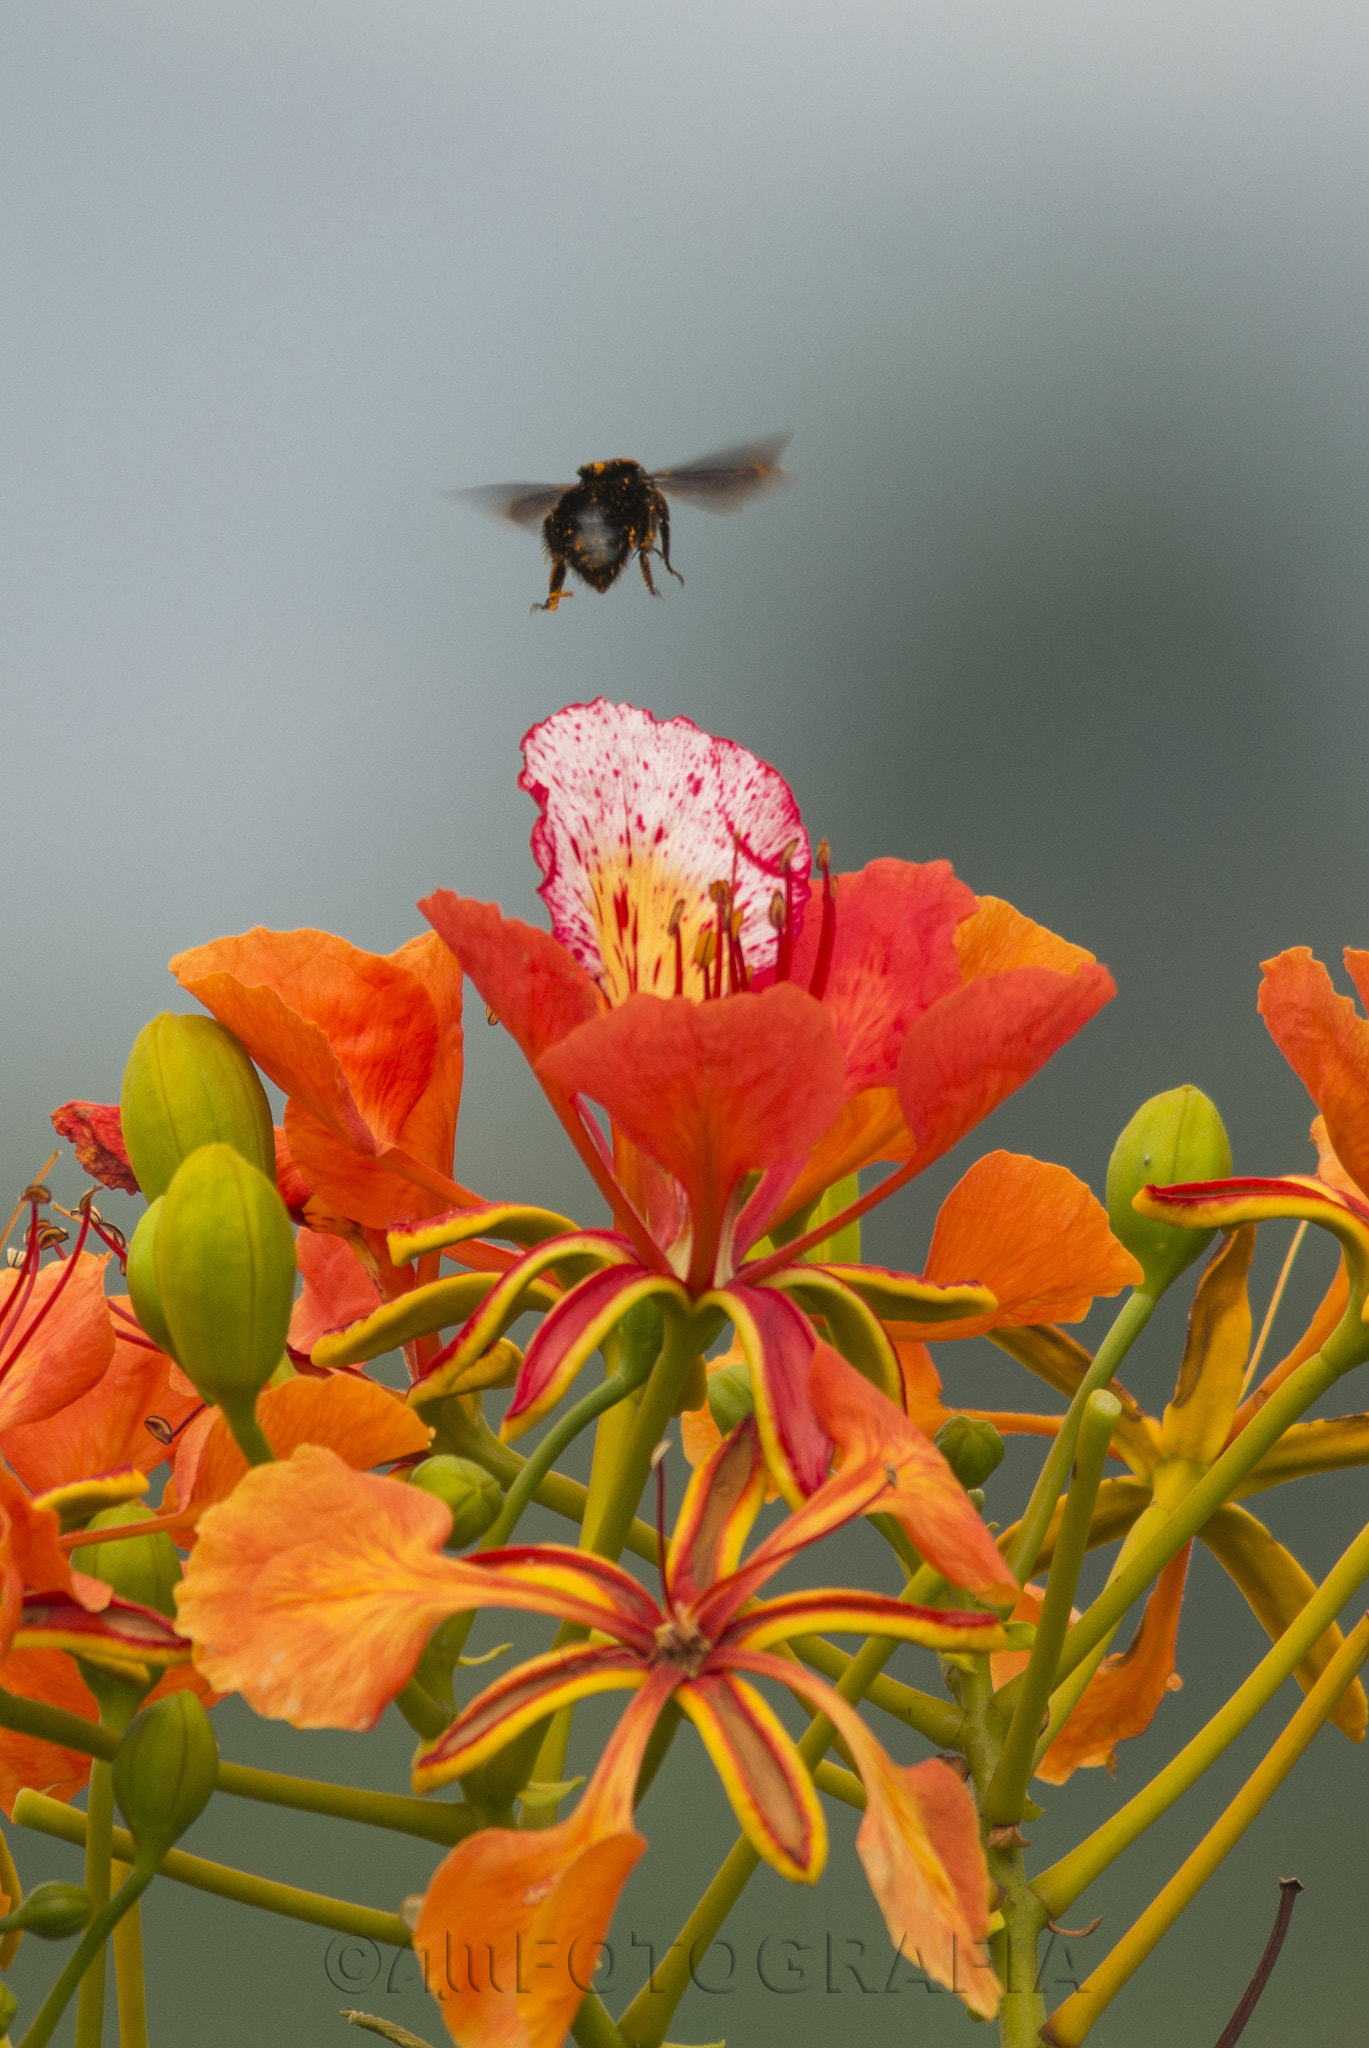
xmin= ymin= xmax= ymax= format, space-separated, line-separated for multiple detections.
xmin=1054 ymin=1339 xmax=1352 ymax=1689
xmin=1035 ymin=1510 xmax=1369 ymax=1915
xmin=984 ymin=1393 xmax=1118 ymax=1825
xmin=1043 ymin=1616 xmax=1369 ymax=2046
xmin=1006 ymin=1292 xmax=1154 ymax=1586
xmin=20 ymin=1863 xmax=153 ymax=2048
xmin=0 ymin=1689 xmax=475 ymax=1846
xmin=111 ymin=1862 xmax=149 ymax=2048
xmin=484 ymin=1371 xmax=640 ymax=1551
xmin=13 ymin=1793 xmax=411 ymax=1947
xmin=73 ymin=1760 xmax=113 ymax=2048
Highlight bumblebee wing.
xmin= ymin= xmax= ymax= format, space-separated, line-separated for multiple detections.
xmin=651 ymin=433 xmax=794 ymax=512
xmin=450 ymin=483 xmax=569 ymax=529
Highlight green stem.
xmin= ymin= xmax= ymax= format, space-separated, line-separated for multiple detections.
xmin=73 ymin=1759 xmax=114 ymax=2048
xmin=0 ymin=1690 xmax=475 ymax=1846
xmin=110 ymin=1862 xmax=149 ymax=2048
xmin=984 ymin=1393 xmax=1119 ymax=1826
xmin=1006 ymin=1292 xmax=1155 ymax=1586
xmin=430 ymin=1403 xmax=658 ymax=1563
xmin=1034 ymin=1510 xmax=1369 ymax=1915
xmin=13 ymin=1793 xmax=411 ymax=1947
xmin=1054 ymin=1338 xmax=1353 ymax=1688
xmin=19 ymin=1863 xmax=153 ymax=2048
xmin=483 ymin=1372 xmax=640 ymax=1551
xmin=223 ymin=1402 xmax=275 ymax=1468
xmin=1042 ymin=1615 xmax=1369 ymax=2047
xmin=787 ymin=1635 xmax=965 ymax=1749
xmin=571 ymin=1992 xmax=630 ymax=2048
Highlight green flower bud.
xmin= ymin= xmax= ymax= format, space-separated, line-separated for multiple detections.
xmin=0 ymin=1982 xmax=16 ymax=2035
xmin=707 ymin=1358 xmax=755 ymax=1436
xmin=409 ymin=1456 xmax=503 ymax=1548
xmin=1107 ymin=1085 xmax=1232 ymax=1298
xmin=72 ymin=1502 xmax=181 ymax=1618
xmin=113 ymin=1691 xmax=218 ymax=1867
xmin=0 ymin=1883 xmax=92 ymax=1940
xmin=125 ymin=1199 xmax=177 ymax=1359
xmin=121 ymin=1012 xmax=274 ymax=1201
xmin=154 ymin=1144 xmax=295 ymax=1434
xmin=935 ymin=1414 xmax=1005 ymax=1491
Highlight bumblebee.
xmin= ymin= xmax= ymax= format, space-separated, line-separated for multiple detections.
xmin=457 ymin=434 xmax=792 ymax=612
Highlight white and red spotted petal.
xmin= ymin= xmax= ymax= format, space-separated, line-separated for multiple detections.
xmin=520 ymin=699 xmax=811 ymax=1005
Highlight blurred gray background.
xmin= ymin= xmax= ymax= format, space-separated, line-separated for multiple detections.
xmin=4 ymin=2 xmax=1369 ymax=2041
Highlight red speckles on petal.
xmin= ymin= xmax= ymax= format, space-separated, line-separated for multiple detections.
xmin=520 ymin=700 xmax=811 ymax=1006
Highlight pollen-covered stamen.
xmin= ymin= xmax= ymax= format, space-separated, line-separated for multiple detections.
xmin=728 ymin=909 xmax=749 ymax=994
xmin=668 ymin=899 xmax=687 ymax=996
xmin=144 ymin=1404 xmax=207 ymax=1447
xmin=807 ymin=840 xmax=837 ymax=1003
xmin=709 ymin=882 xmax=731 ymax=999
xmin=694 ymin=926 xmax=717 ymax=999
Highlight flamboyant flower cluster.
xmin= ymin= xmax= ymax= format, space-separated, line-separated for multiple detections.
xmin=0 ymin=700 xmax=1365 ymax=2048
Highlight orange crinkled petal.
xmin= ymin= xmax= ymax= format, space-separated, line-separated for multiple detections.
xmin=0 ymin=1254 xmax=115 ymax=1436
xmin=1 ymin=1305 xmax=195 ymax=1495
xmin=413 ymin=1674 xmax=668 ymax=2048
xmin=175 ymin=1373 xmax=432 ymax=1521
xmin=890 ymin=1152 xmax=1141 ymax=1345
xmin=174 ymin=1446 xmax=483 ymax=1727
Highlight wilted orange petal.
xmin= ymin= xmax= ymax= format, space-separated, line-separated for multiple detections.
xmin=176 ymin=1445 xmax=483 ymax=1726
xmin=288 ymin=1231 xmax=383 ymax=1355
xmin=890 ymin=1153 xmax=1141 ymax=1345
xmin=1259 ymin=949 xmax=1369 ymax=1201
xmin=740 ymin=1649 xmax=999 ymax=2017
xmin=954 ymin=897 xmax=1095 ymax=980
xmin=414 ymin=1679 xmax=665 ymax=2048
xmin=48 ymin=1102 xmax=138 ymax=1195
xmin=2 ymin=1309 xmax=196 ymax=1495
xmin=180 ymin=1374 xmax=431 ymax=1519
xmin=1229 ymin=1257 xmax=1350 ymax=1441
xmin=0 ymin=1254 xmax=115 ymax=1436
xmin=895 ymin=1340 xmax=950 ymax=1435
xmin=1035 ymin=1543 xmax=1191 ymax=1783
xmin=1159 ymin=1227 xmax=1254 ymax=1466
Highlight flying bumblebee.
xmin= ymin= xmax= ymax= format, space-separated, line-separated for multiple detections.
xmin=456 ymin=434 xmax=793 ymax=613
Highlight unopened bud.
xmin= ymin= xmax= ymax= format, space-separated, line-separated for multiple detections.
xmin=125 ymin=1198 xmax=176 ymax=1359
xmin=72 ymin=1502 xmax=181 ymax=1618
xmin=1107 ymin=1086 xmax=1232 ymax=1298
xmin=935 ymin=1414 xmax=1005 ymax=1491
xmin=409 ymin=1457 xmax=502 ymax=1548
xmin=120 ymin=1013 xmax=274 ymax=1201
xmin=155 ymin=1144 xmax=295 ymax=1426
xmin=0 ymin=1883 xmax=91 ymax=1939
xmin=707 ymin=1358 xmax=755 ymax=1436
xmin=113 ymin=1691 xmax=218 ymax=1867
xmin=0 ymin=1981 xmax=15 ymax=2034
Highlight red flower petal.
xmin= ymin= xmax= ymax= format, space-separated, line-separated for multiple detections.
xmin=897 ymin=963 xmax=1115 ymax=1170
xmin=49 ymin=1102 xmax=138 ymax=1195
xmin=539 ymin=987 xmax=845 ymax=1288
xmin=420 ymin=892 xmax=601 ymax=1064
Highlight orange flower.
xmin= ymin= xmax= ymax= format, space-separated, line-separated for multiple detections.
xmin=178 ymin=1357 xmax=1012 ymax=2027
xmin=169 ymin=927 xmax=470 ymax=1231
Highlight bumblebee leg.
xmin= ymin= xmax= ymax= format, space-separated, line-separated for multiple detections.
xmin=638 ymin=547 xmax=663 ymax=599
xmin=658 ymin=507 xmax=685 ymax=587
xmin=533 ymin=557 xmax=571 ymax=614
